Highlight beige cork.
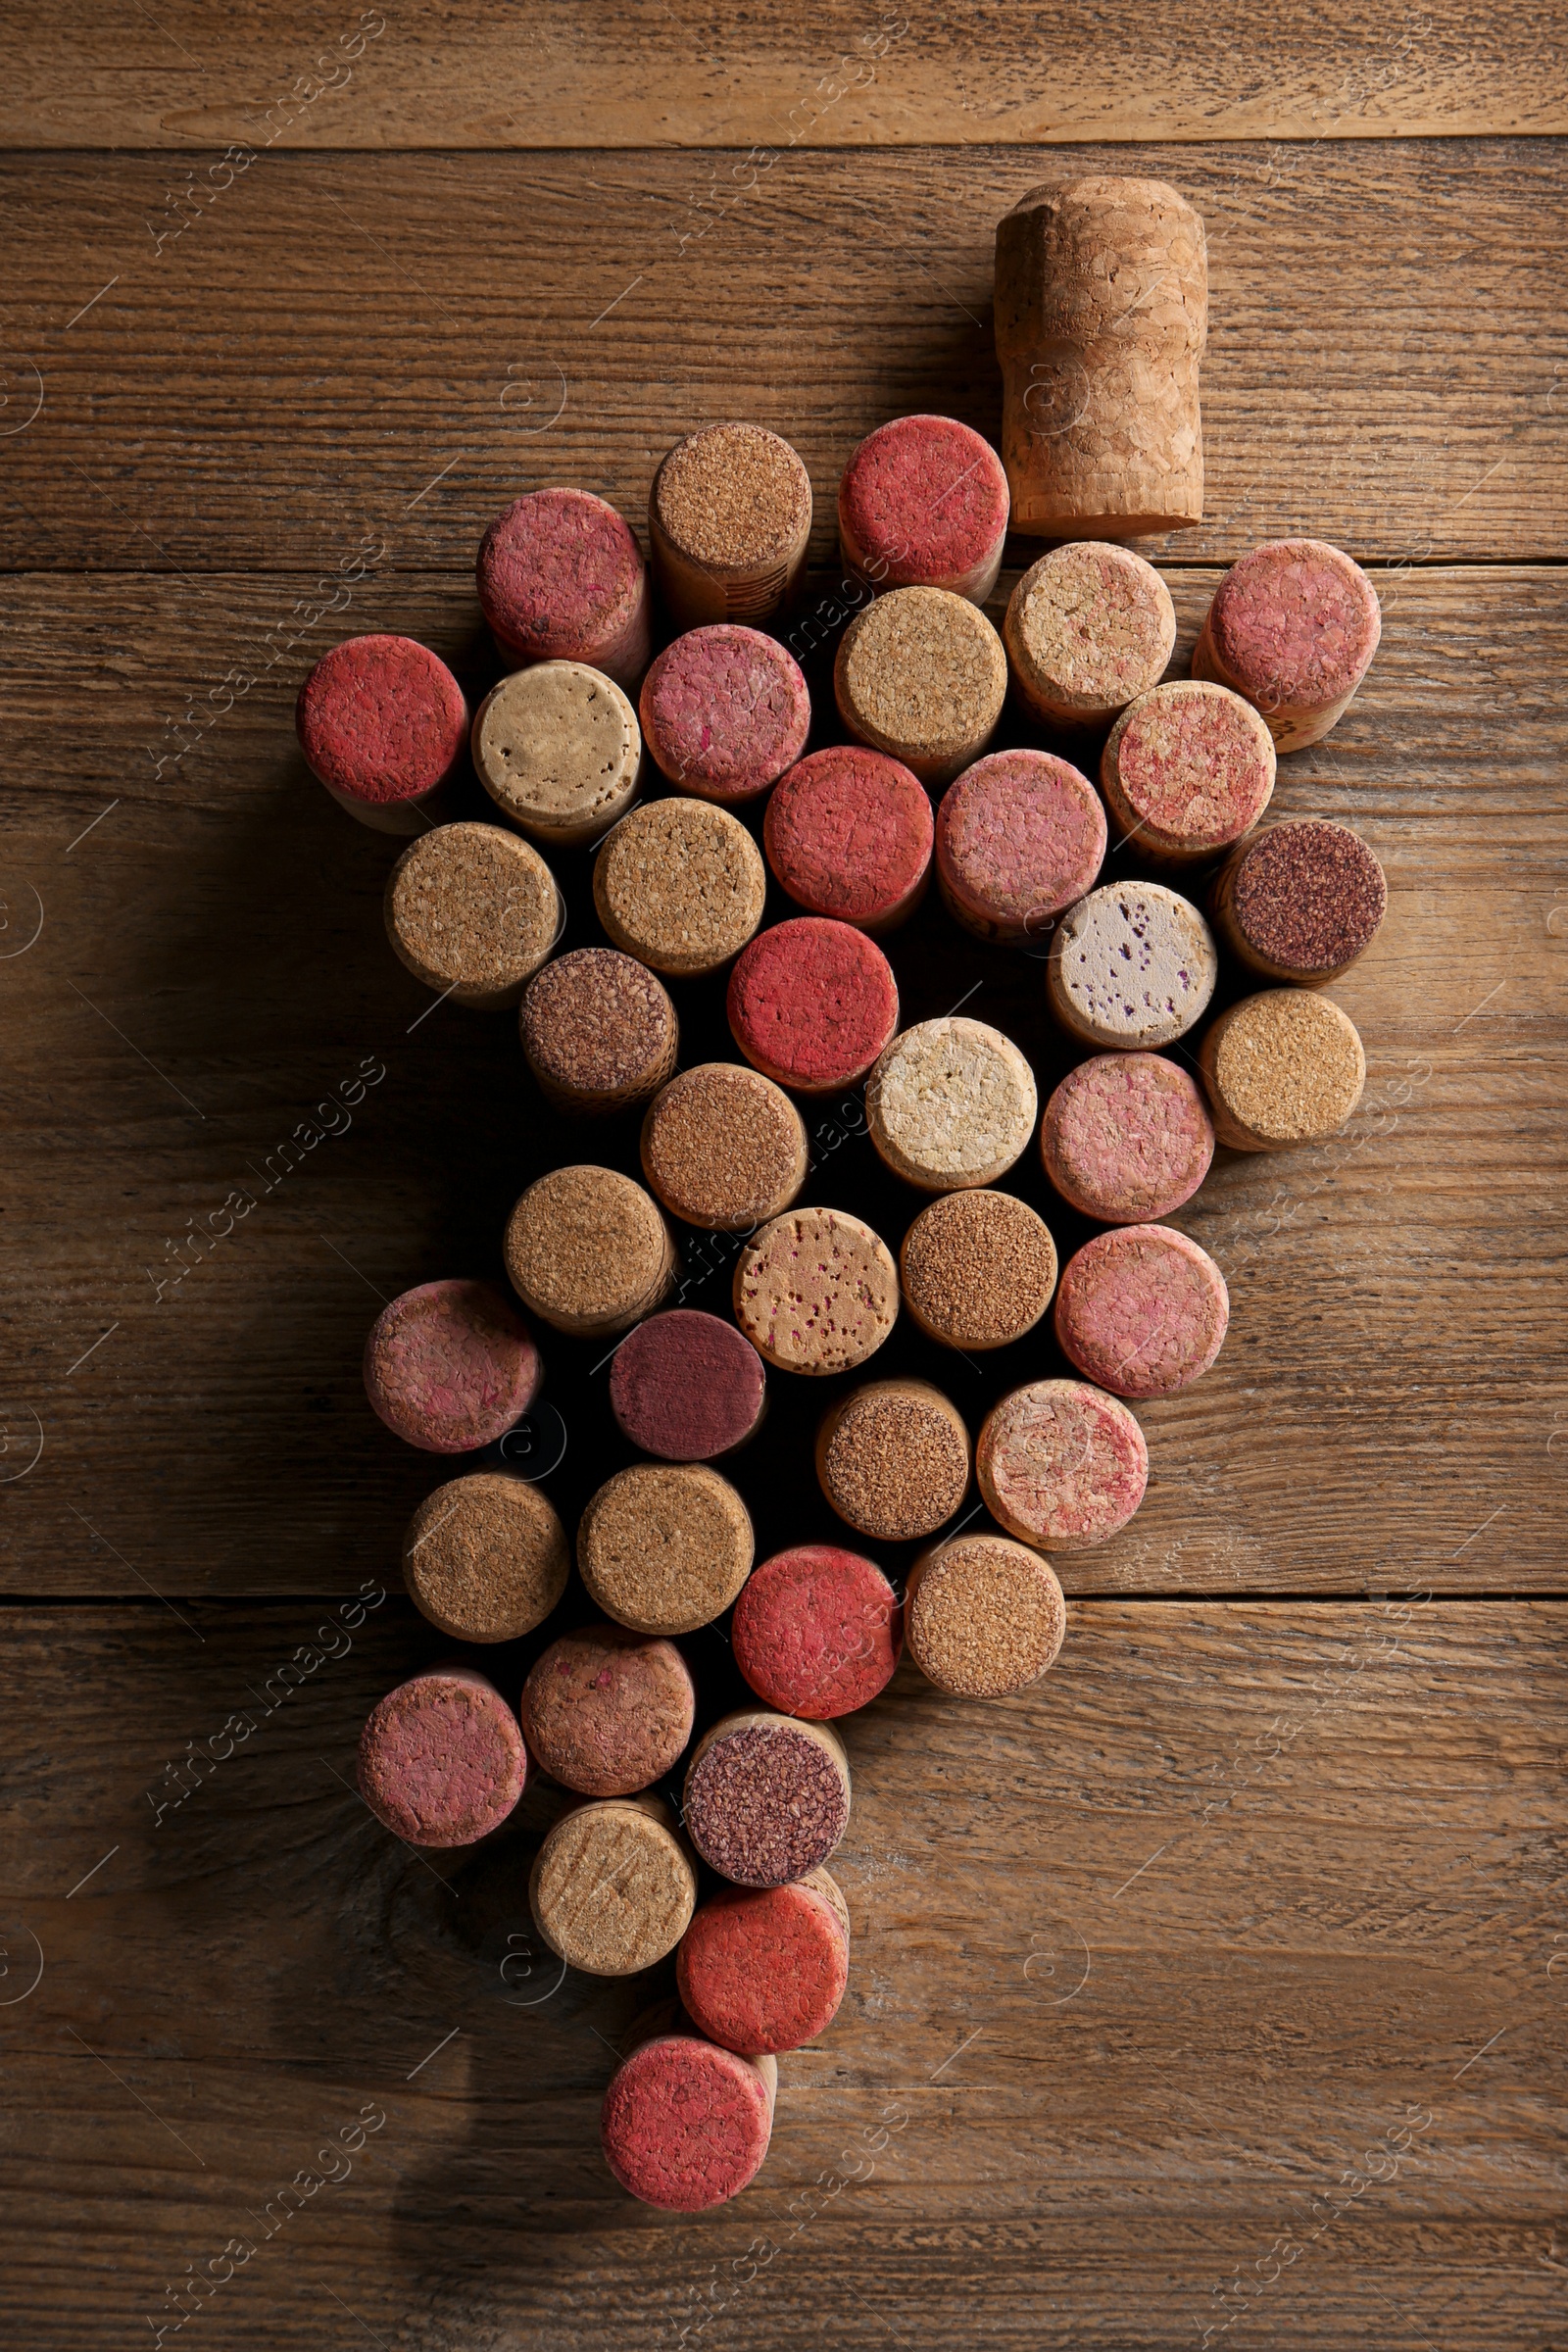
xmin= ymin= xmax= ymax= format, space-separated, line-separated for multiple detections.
xmin=866 ymin=1017 xmax=1038 ymax=1193
xmin=733 ymin=1205 xmax=899 ymax=1376
xmin=593 ymin=798 xmax=767 ymax=979
xmin=640 ymin=1062 xmax=808 ymax=1233
xmin=899 ymin=1189 xmax=1058 ymax=1351
xmin=401 ymin=1471 xmax=569 ymax=1642
xmin=472 ymin=661 xmax=643 ymax=849
xmin=834 ymin=587 xmax=1007 ymax=788
xmin=1047 ymin=882 xmax=1218 ymax=1052
xmin=384 ymin=822 xmax=562 ymax=1011
xmin=1101 ymin=680 xmax=1276 ymax=863
xmin=504 ymin=1164 xmax=676 ymax=1337
xmin=1004 ymin=542 xmax=1177 ymax=728
xmin=906 ymin=1534 xmax=1067 ymax=1699
xmin=520 ymin=948 xmax=679 ymax=1117
xmin=815 ymin=1377 xmax=970 ymax=1543
xmin=649 ymin=422 xmax=813 ymax=628
xmin=577 ymin=1461 xmax=755 ymax=1635
xmin=1199 ymin=989 xmax=1367 ymax=1152
xmin=530 ymin=1793 xmax=697 ymax=1977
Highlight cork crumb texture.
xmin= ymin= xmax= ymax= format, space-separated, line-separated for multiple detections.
xmin=1102 ymin=679 xmax=1275 ymax=860
xmin=363 ymin=1278 xmax=541 ymax=1454
xmin=835 ymin=585 xmax=1007 ymax=785
xmin=576 ymin=1462 xmax=755 ymax=1635
xmin=653 ymin=422 xmax=812 ymax=574
xmin=384 ymin=821 xmax=561 ymax=1008
xmin=296 ymin=633 xmax=467 ymax=810
xmin=640 ymin=1062 xmax=808 ymax=1232
xmin=1200 ymin=988 xmax=1367 ymax=1151
xmin=1194 ymin=537 xmax=1382 ymax=749
xmin=815 ymin=1379 xmax=970 ymax=1542
xmin=733 ymin=1204 xmax=900 ymax=1375
xmin=1004 ymin=541 xmax=1177 ymax=727
xmin=677 ymin=1878 xmax=851 ymax=2056
xmin=1216 ymin=818 xmax=1388 ymax=983
xmin=1048 ymin=881 xmax=1218 ymax=1051
xmin=520 ymin=948 xmax=678 ymax=1114
xmin=900 ymin=1188 xmax=1058 ymax=1350
xmin=763 ymin=745 xmax=934 ymax=933
xmin=1054 ymin=1223 xmax=1230 ymax=1398
xmin=837 ymin=414 xmax=1010 ymax=602
xmin=401 ymin=1472 xmax=569 ymax=1642
xmin=905 ymin=1537 xmax=1067 ymax=1699
xmin=357 ymin=1668 xmax=527 ymax=1848
xmin=475 ymin=486 xmax=651 ymax=686
xmin=1041 ymin=1051 xmax=1215 ymax=1223
xmin=683 ymin=1714 xmax=852 ymax=1886
xmin=594 ymin=797 xmax=766 ymax=978
xmin=866 ymin=1016 xmax=1038 ymax=1191
xmin=601 ymin=2035 xmax=775 ymax=2211
xmin=471 ymin=660 xmax=643 ymax=846
xmin=977 ymin=1379 xmax=1149 ymax=1552
xmin=639 ymin=624 xmax=809 ymax=802
xmin=504 ymin=1164 xmax=674 ymax=1335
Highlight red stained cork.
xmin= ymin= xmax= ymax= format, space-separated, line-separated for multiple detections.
xmin=609 ymin=1310 xmax=767 ymax=1462
xmin=639 ymin=626 xmax=810 ymax=802
xmin=677 ymin=1874 xmax=850 ymax=2055
xmin=520 ymin=1624 xmax=696 ymax=1797
xmin=936 ymin=749 xmax=1107 ymax=943
xmin=731 ymin=1545 xmax=902 ymax=1719
xmin=727 ymin=917 xmax=899 ymax=1095
xmin=684 ymin=1712 xmax=851 ymax=1886
xmin=1101 ymin=681 xmax=1276 ymax=862
xmin=838 ymin=415 xmax=1010 ymax=604
xmin=601 ymin=2032 xmax=776 ymax=2210
xmin=1212 ymin=818 xmax=1388 ymax=984
xmin=1194 ymin=538 xmax=1382 ymax=751
xmin=1054 ymin=1224 xmax=1229 ymax=1398
xmin=977 ymin=1378 xmax=1148 ymax=1552
xmin=476 ymin=488 xmax=652 ymax=688
xmin=364 ymin=1279 xmax=541 ymax=1453
xmin=358 ymin=1666 xmax=526 ymax=1846
xmin=763 ymin=747 xmax=934 ymax=934
xmin=1040 ymin=1052 xmax=1215 ymax=1223
xmin=296 ymin=635 xmax=467 ymax=826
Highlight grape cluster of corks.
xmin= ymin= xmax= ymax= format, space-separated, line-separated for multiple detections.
xmin=307 ymin=400 xmax=1390 ymax=2217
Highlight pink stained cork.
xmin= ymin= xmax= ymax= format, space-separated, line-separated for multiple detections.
xmin=977 ymin=1378 xmax=1148 ymax=1553
xmin=763 ymin=747 xmax=934 ymax=934
xmin=609 ymin=1310 xmax=767 ymax=1462
xmin=364 ymin=1279 xmax=542 ymax=1454
xmin=727 ymin=917 xmax=900 ymax=1095
xmin=296 ymin=635 xmax=468 ymax=833
xmin=1054 ymin=1224 xmax=1229 ymax=1399
xmin=358 ymin=1666 xmax=527 ymax=1847
xmin=1101 ymin=681 xmax=1276 ymax=862
xmin=639 ymin=626 xmax=810 ymax=803
xmin=601 ymin=2032 xmax=777 ymax=2210
xmin=935 ymin=750 xmax=1107 ymax=946
xmin=677 ymin=1875 xmax=850 ymax=2057
xmin=1193 ymin=538 xmax=1382 ymax=752
xmin=476 ymin=488 xmax=653 ymax=690
xmin=730 ymin=1545 xmax=903 ymax=1720
xmin=1040 ymin=1052 xmax=1215 ymax=1223
xmin=838 ymin=415 xmax=1011 ymax=605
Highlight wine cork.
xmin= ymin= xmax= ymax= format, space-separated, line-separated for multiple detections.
xmin=727 ymin=918 xmax=900 ymax=1096
xmin=577 ymin=1462 xmax=755 ymax=1635
xmin=475 ymin=487 xmax=652 ymax=690
xmin=995 ymin=176 xmax=1207 ymax=538
xmin=1040 ymin=1051 xmax=1215 ymax=1223
xmin=593 ymin=798 xmax=766 ymax=980
xmin=640 ymin=1062 xmax=808 ymax=1232
xmin=837 ymin=414 xmax=1010 ymax=604
xmin=1199 ymin=989 xmax=1367 ymax=1152
xmin=296 ymin=634 xmax=467 ymax=834
xmin=905 ymin=1536 xmax=1066 ymax=1699
xmin=639 ymin=624 xmax=809 ymax=803
xmin=677 ymin=1873 xmax=850 ymax=2057
xmin=683 ymin=1712 xmax=851 ymax=1886
xmin=977 ymin=1379 xmax=1149 ymax=1553
xmin=358 ymin=1667 xmax=526 ymax=1846
xmin=520 ymin=1625 xmax=696 ymax=1797
xmin=1047 ymin=882 xmax=1218 ymax=1052
xmin=364 ymin=1279 xmax=541 ymax=1454
xmin=815 ymin=1380 xmax=970 ymax=1543
xmin=835 ymin=586 xmax=1007 ymax=788
xmin=472 ymin=661 xmax=643 ymax=850
xmin=1101 ymin=681 xmax=1276 ymax=862
xmin=504 ymin=1166 xmax=675 ymax=1338
xmin=384 ymin=822 xmax=562 ymax=1010
xmin=734 ymin=1205 xmax=899 ymax=1376
xmin=935 ymin=750 xmax=1106 ymax=945
xmin=1054 ymin=1223 xmax=1229 ymax=1398
xmin=609 ymin=1310 xmax=767 ymax=1463
xmin=1210 ymin=819 xmax=1388 ymax=985
xmin=530 ymin=1794 xmax=697 ymax=1976
xmin=865 ymin=1017 xmax=1038 ymax=1192
xmin=649 ymin=422 xmax=812 ymax=627
xmin=402 ymin=1471 xmax=569 ymax=1642
xmin=730 ymin=1546 xmax=902 ymax=1719
xmin=1193 ymin=538 xmax=1382 ymax=751
xmin=601 ymin=2029 xmax=775 ymax=2209
xmin=1004 ymin=542 xmax=1176 ymax=727
xmin=899 ymin=1189 xmax=1058 ymax=1352
xmin=763 ymin=747 xmax=934 ymax=935
xmin=520 ymin=948 xmax=678 ymax=1117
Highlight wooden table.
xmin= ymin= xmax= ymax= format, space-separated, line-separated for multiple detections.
xmin=3 ymin=9 xmax=1565 ymax=2346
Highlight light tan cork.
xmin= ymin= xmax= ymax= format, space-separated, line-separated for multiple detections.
xmin=865 ymin=1016 xmax=1039 ymax=1192
xmin=650 ymin=422 xmax=813 ymax=628
xmin=906 ymin=1534 xmax=1067 ymax=1699
xmin=641 ymin=1062 xmax=809 ymax=1233
xmin=1048 ymin=882 xmax=1218 ymax=1052
xmin=1004 ymin=542 xmax=1176 ymax=728
xmin=402 ymin=1472 xmax=569 ymax=1642
xmin=815 ymin=1377 xmax=971 ymax=1542
xmin=472 ymin=661 xmax=643 ymax=849
xmin=504 ymin=1164 xmax=676 ymax=1337
xmin=530 ymin=1793 xmax=697 ymax=1976
xmin=1199 ymin=989 xmax=1367 ymax=1152
xmin=577 ymin=1462 xmax=755 ymax=1635
xmin=733 ymin=1205 xmax=900 ymax=1376
xmin=594 ymin=798 xmax=767 ymax=979
xmin=834 ymin=587 xmax=1007 ymax=788
xmin=384 ymin=822 xmax=562 ymax=1010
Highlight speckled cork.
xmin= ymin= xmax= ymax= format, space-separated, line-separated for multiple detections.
xmin=900 ymin=1189 xmax=1058 ymax=1351
xmin=364 ymin=1279 xmax=541 ymax=1454
xmin=472 ymin=660 xmax=642 ymax=850
xmin=1193 ymin=538 xmax=1382 ymax=751
xmin=905 ymin=1536 xmax=1067 ymax=1699
xmin=577 ymin=1462 xmax=755 ymax=1634
xmin=384 ymin=822 xmax=562 ymax=1010
xmin=640 ymin=1062 xmax=808 ymax=1232
xmin=296 ymin=634 xmax=468 ymax=834
xmin=476 ymin=487 xmax=653 ymax=689
xmin=1004 ymin=542 xmax=1177 ymax=728
xmin=601 ymin=2030 xmax=776 ymax=2209
xmin=650 ymin=422 xmax=813 ymax=627
xmin=1054 ymin=1223 xmax=1229 ymax=1398
xmin=763 ymin=747 xmax=934 ymax=935
xmin=936 ymin=751 xmax=1106 ymax=945
xmin=1211 ymin=818 xmax=1388 ymax=984
xmin=402 ymin=1471 xmax=569 ymax=1642
xmin=815 ymin=1380 xmax=970 ymax=1542
xmin=977 ymin=1379 xmax=1149 ymax=1552
xmin=1041 ymin=1052 xmax=1215 ymax=1223
xmin=520 ymin=1625 xmax=696 ymax=1797
xmin=530 ymin=1794 xmax=697 ymax=1976
xmin=677 ymin=1871 xmax=850 ymax=2056
xmin=1048 ymin=882 xmax=1218 ymax=1053
xmin=727 ymin=918 xmax=900 ymax=1096
xmin=684 ymin=1711 xmax=851 ymax=1886
xmin=504 ymin=1165 xmax=675 ymax=1338
xmin=1199 ymin=988 xmax=1367 ymax=1152
xmin=731 ymin=1546 xmax=902 ymax=1719
xmin=1101 ymin=680 xmax=1276 ymax=862
xmin=838 ymin=415 xmax=1010 ymax=605
xmin=520 ymin=949 xmax=678 ymax=1116
xmin=358 ymin=1666 xmax=527 ymax=1846
xmin=593 ymin=798 xmax=766 ymax=979
xmin=866 ymin=1017 xmax=1038 ymax=1192
xmin=733 ymin=1205 xmax=900 ymax=1376
xmin=609 ymin=1310 xmax=767 ymax=1462
xmin=639 ymin=625 xmax=810 ymax=802
xmin=835 ymin=586 xmax=1008 ymax=788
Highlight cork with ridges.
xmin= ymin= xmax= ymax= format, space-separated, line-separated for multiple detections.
xmin=815 ymin=1379 xmax=969 ymax=1542
xmin=520 ymin=1625 xmax=696 ymax=1797
xmin=296 ymin=633 xmax=468 ymax=834
xmin=1054 ymin=1223 xmax=1229 ymax=1397
xmin=1199 ymin=989 xmax=1367 ymax=1152
xmin=530 ymin=1793 xmax=697 ymax=1976
xmin=472 ymin=661 xmax=642 ymax=850
xmin=520 ymin=948 xmax=677 ymax=1116
xmin=609 ymin=1310 xmax=767 ymax=1462
xmin=905 ymin=1537 xmax=1067 ymax=1699
xmin=730 ymin=1546 xmax=903 ymax=1719
xmin=734 ymin=1205 xmax=899 ymax=1376
xmin=594 ymin=798 xmax=766 ymax=979
xmin=358 ymin=1666 xmax=527 ymax=1846
xmin=402 ymin=1471 xmax=569 ymax=1642
xmin=504 ymin=1165 xmax=675 ymax=1338
xmin=1004 ymin=542 xmax=1177 ymax=727
xmin=835 ymin=586 xmax=1008 ymax=788
xmin=977 ymin=1379 xmax=1149 ymax=1552
xmin=1210 ymin=819 xmax=1388 ymax=985
xmin=1048 ymin=882 xmax=1218 ymax=1052
xmin=1101 ymin=680 xmax=1276 ymax=862
xmin=601 ymin=2030 xmax=776 ymax=2210
xmin=476 ymin=487 xmax=653 ymax=690
xmin=838 ymin=415 xmax=1010 ymax=605
xmin=900 ymin=1189 xmax=1058 ymax=1351
xmin=683 ymin=1711 xmax=851 ymax=1886
xmin=384 ymin=822 xmax=562 ymax=1010
xmin=727 ymin=918 xmax=899 ymax=1096
xmin=935 ymin=750 xmax=1106 ymax=945
xmin=763 ymin=746 xmax=934 ymax=935
xmin=577 ymin=1461 xmax=755 ymax=1634
xmin=677 ymin=1871 xmax=851 ymax=2056
xmin=639 ymin=625 xmax=809 ymax=803
xmin=1041 ymin=1051 xmax=1215 ymax=1223
xmin=364 ymin=1279 xmax=541 ymax=1453
xmin=640 ymin=1062 xmax=808 ymax=1232
xmin=866 ymin=1017 xmax=1038 ymax=1192
xmin=1192 ymin=538 xmax=1382 ymax=751
xmin=650 ymin=422 xmax=813 ymax=627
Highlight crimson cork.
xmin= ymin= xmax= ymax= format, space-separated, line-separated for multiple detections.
xmin=678 ymin=1873 xmax=850 ymax=2056
xmin=727 ymin=917 xmax=899 ymax=1094
xmin=364 ymin=1279 xmax=541 ymax=1453
xmin=601 ymin=2032 xmax=777 ymax=2210
xmin=1041 ymin=1052 xmax=1215 ymax=1223
xmin=1192 ymin=538 xmax=1382 ymax=751
xmin=358 ymin=1666 xmax=526 ymax=1846
xmin=684 ymin=1712 xmax=851 ymax=1886
xmin=609 ymin=1310 xmax=767 ymax=1462
xmin=763 ymin=747 xmax=934 ymax=934
xmin=731 ymin=1545 xmax=903 ymax=1719
xmin=476 ymin=487 xmax=652 ymax=689
xmin=296 ymin=635 xmax=467 ymax=832
xmin=936 ymin=749 xmax=1107 ymax=944
xmin=838 ymin=415 xmax=1010 ymax=605
xmin=639 ymin=625 xmax=810 ymax=802
xmin=519 ymin=1625 xmax=696 ymax=1797
xmin=977 ymin=1378 xmax=1149 ymax=1552
xmin=1055 ymin=1224 xmax=1229 ymax=1398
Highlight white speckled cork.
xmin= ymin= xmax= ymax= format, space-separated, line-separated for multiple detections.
xmin=1004 ymin=542 xmax=1176 ymax=728
xmin=594 ymin=799 xmax=767 ymax=979
xmin=1048 ymin=882 xmax=1218 ymax=1052
xmin=472 ymin=661 xmax=643 ymax=849
xmin=865 ymin=1017 xmax=1038 ymax=1192
xmin=384 ymin=822 xmax=563 ymax=1010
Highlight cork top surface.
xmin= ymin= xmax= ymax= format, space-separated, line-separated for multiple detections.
xmin=358 ymin=1669 xmax=526 ymax=1846
xmin=866 ymin=1016 xmax=1039 ymax=1188
xmin=520 ymin=1626 xmax=696 ymax=1798
xmin=641 ymin=1062 xmax=807 ymax=1230
xmin=730 ymin=1544 xmax=902 ymax=1719
xmin=363 ymin=1278 xmax=540 ymax=1453
xmin=995 ymin=175 xmax=1208 ymax=363
xmin=577 ymin=1462 xmax=755 ymax=1635
xmin=1103 ymin=681 xmax=1276 ymax=854
xmin=639 ymin=624 xmax=810 ymax=800
xmin=676 ymin=1879 xmax=850 ymax=2056
xmin=1208 ymin=990 xmax=1367 ymax=1143
xmin=385 ymin=821 xmax=559 ymax=995
xmin=1230 ymin=820 xmax=1388 ymax=974
xmin=900 ymin=1188 xmax=1058 ymax=1350
xmin=836 ymin=588 xmax=1007 ymax=760
xmin=296 ymin=633 xmax=467 ymax=806
xmin=594 ymin=798 xmax=766 ymax=976
xmin=653 ymin=423 xmax=812 ymax=573
xmin=533 ymin=1800 xmax=696 ymax=1977
xmin=734 ymin=1205 xmax=900 ymax=1375
xmin=1054 ymin=1223 xmax=1229 ymax=1398
xmin=473 ymin=660 xmax=640 ymax=829
xmin=402 ymin=1470 xmax=569 ymax=1642
xmin=1041 ymin=1051 xmax=1215 ymax=1223
xmin=1006 ymin=542 xmax=1176 ymax=715
xmin=1209 ymin=538 xmax=1382 ymax=710
xmin=521 ymin=949 xmax=675 ymax=1096
xmin=838 ymin=415 xmax=1009 ymax=582
xmin=601 ymin=2033 xmax=772 ymax=2208
xmin=727 ymin=918 xmax=900 ymax=1092
xmin=684 ymin=1717 xmax=850 ymax=1886
xmin=609 ymin=1310 xmax=767 ymax=1462
xmin=763 ymin=746 xmax=934 ymax=927
xmin=504 ymin=1166 xmax=669 ymax=1324
xmin=937 ymin=750 xmax=1106 ymax=924
xmin=906 ymin=1538 xmax=1066 ymax=1699
xmin=476 ymin=488 xmax=646 ymax=658
xmin=818 ymin=1380 xmax=970 ymax=1542
xmin=1051 ymin=883 xmax=1218 ymax=1050
xmin=977 ymin=1378 xmax=1149 ymax=1552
